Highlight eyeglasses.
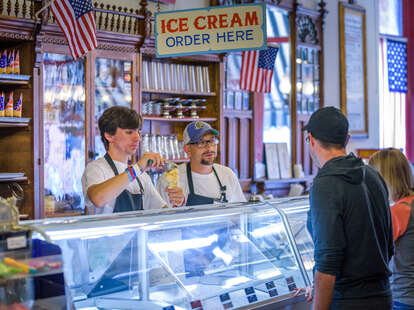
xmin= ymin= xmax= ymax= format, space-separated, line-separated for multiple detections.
xmin=191 ymin=138 xmax=219 ymax=148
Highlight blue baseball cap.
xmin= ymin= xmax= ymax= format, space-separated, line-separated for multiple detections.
xmin=183 ymin=121 xmax=219 ymax=144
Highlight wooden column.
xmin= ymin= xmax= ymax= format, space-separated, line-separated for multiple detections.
xmin=404 ymin=0 xmax=414 ymax=161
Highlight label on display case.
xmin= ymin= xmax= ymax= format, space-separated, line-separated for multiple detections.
xmin=190 ymin=299 xmax=203 ymax=310
xmin=155 ymin=3 xmax=266 ymax=57
xmin=244 ymin=286 xmax=258 ymax=303
xmin=266 ymin=280 xmax=279 ymax=297
xmin=220 ymin=293 xmax=233 ymax=309
xmin=285 ymin=276 xmax=297 ymax=292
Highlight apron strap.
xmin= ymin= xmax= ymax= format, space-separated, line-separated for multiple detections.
xmin=212 ymin=166 xmax=227 ymax=203
xmin=186 ymin=162 xmax=227 ymax=202
xmin=186 ymin=162 xmax=196 ymax=195
xmin=104 ymin=153 xmax=144 ymax=208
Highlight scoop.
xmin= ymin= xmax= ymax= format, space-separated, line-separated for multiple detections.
xmin=147 ymin=159 xmax=177 ymax=172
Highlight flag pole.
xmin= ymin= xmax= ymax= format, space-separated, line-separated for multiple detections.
xmin=34 ymin=0 xmax=57 ymax=20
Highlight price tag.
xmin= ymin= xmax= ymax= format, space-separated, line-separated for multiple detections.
xmin=220 ymin=293 xmax=233 ymax=309
xmin=266 ymin=281 xmax=279 ymax=297
xmin=190 ymin=300 xmax=203 ymax=310
xmin=244 ymin=286 xmax=258 ymax=304
xmin=7 ymin=235 xmax=27 ymax=250
xmin=285 ymin=276 xmax=297 ymax=292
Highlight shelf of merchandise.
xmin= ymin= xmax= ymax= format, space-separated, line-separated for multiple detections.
xmin=143 ymin=116 xmax=216 ymax=122
xmin=0 ymin=176 xmax=28 ymax=183
xmin=142 ymin=88 xmax=216 ymax=97
xmin=0 ymin=74 xmax=31 ymax=85
xmin=0 ymin=117 xmax=30 ymax=127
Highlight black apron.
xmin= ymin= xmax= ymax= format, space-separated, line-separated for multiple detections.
xmin=104 ymin=153 xmax=144 ymax=212
xmin=185 ymin=162 xmax=228 ymax=206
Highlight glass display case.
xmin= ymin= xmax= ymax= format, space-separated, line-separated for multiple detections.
xmin=268 ymin=197 xmax=314 ymax=282
xmin=25 ymin=199 xmax=313 ymax=310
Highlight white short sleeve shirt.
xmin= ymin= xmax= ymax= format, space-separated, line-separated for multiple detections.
xmin=156 ymin=163 xmax=247 ymax=208
xmin=82 ymin=157 xmax=166 ymax=214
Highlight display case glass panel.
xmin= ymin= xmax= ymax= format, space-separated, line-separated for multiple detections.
xmin=28 ymin=201 xmax=310 ymax=310
xmin=270 ymin=198 xmax=314 ymax=282
xmin=94 ymin=58 xmax=133 ymax=158
xmin=42 ymin=53 xmax=86 ymax=215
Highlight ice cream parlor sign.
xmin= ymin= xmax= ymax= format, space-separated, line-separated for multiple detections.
xmin=155 ymin=3 xmax=266 ymax=57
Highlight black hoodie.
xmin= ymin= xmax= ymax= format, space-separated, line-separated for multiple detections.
xmin=307 ymin=153 xmax=394 ymax=300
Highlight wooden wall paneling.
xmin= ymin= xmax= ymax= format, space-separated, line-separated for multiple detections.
xmin=217 ymin=61 xmax=225 ymax=165
xmin=239 ymin=118 xmax=250 ymax=179
xmin=290 ymin=7 xmax=298 ymax=169
xmin=252 ymin=92 xmax=264 ymax=163
xmin=86 ymin=49 xmax=95 ymax=163
xmin=33 ymin=43 xmax=41 ymax=219
xmin=222 ymin=117 xmax=228 ymax=167
xmin=226 ymin=118 xmax=239 ymax=176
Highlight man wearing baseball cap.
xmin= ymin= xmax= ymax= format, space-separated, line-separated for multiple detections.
xmin=156 ymin=121 xmax=246 ymax=207
xmin=299 ymin=107 xmax=393 ymax=310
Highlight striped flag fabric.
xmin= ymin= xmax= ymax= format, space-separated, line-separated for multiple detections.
xmin=239 ymin=46 xmax=279 ymax=93
xmin=50 ymin=0 xmax=98 ymax=60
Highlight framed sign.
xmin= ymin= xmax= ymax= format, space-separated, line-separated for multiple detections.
xmin=339 ymin=2 xmax=368 ymax=137
xmin=155 ymin=3 xmax=266 ymax=57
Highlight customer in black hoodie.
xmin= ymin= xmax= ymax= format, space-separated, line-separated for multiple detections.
xmin=303 ymin=107 xmax=394 ymax=310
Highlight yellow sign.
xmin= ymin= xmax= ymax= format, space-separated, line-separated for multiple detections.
xmin=155 ymin=3 xmax=266 ymax=57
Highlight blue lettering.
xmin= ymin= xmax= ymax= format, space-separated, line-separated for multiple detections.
xmin=184 ymin=35 xmax=192 ymax=46
xmin=193 ymin=34 xmax=201 ymax=45
xmin=236 ymin=30 xmax=244 ymax=41
xmin=245 ymin=30 xmax=253 ymax=40
xmin=216 ymin=32 xmax=226 ymax=43
xmin=202 ymin=33 xmax=210 ymax=44
xmin=176 ymin=36 xmax=183 ymax=46
xmin=227 ymin=31 xmax=234 ymax=42
xmin=166 ymin=37 xmax=175 ymax=47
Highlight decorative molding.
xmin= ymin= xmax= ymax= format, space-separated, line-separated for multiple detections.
xmin=318 ymin=0 xmax=328 ymax=29
xmin=0 ymin=30 xmax=32 ymax=40
xmin=297 ymin=15 xmax=318 ymax=44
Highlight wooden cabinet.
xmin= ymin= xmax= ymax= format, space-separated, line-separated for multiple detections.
xmin=291 ymin=6 xmax=326 ymax=178
xmin=139 ymin=54 xmax=223 ymax=166
xmin=0 ymin=39 xmax=36 ymax=218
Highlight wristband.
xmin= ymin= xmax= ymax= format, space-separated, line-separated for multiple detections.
xmin=131 ymin=163 xmax=143 ymax=178
xmin=128 ymin=166 xmax=137 ymax=179
xmin=125 ymin=167 xmax=134 ymax=182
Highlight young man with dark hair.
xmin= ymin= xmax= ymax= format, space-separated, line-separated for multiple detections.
xmin=82 ymin=106 xmax=170 ymax=214
xmin=300 ymin=107 xmax=394 ymax=310
xmin=156 ymin=121 xmax=246 ymax=207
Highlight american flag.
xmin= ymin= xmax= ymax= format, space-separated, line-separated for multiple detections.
xmin=239 ymin=46 xmax=279 ymax=93
xmin=50 ymin=0 xmax=97 ymax=60
xmin=379 ymin=38 xmax=407 ymax=151
xmin=387 ymin=39 xmax=407 ymax=93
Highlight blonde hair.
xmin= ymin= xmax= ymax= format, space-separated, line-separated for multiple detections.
xmin=369 ymin=148 xmax=414 ymax=201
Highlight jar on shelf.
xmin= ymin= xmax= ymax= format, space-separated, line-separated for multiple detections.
xmin=141 ymin=133 xmax=151 ymax=156
xmin=172 ymin=135 xmax=180 ymax=160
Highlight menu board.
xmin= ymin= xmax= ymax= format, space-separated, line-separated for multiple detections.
xmin=339 ymin=2 xmax=368 ymax=136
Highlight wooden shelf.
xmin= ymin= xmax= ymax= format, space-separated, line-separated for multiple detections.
xmin=143 ymin=116 xmax=217 ymax=122
xmin=45 ymin=210 xmax=84 ymax=218
xmin=224 ymin=109 xmax=252 ymax=119
xmin=0 ymin=117 xmax=30 ymax=127
xmin=297 ymin=43 xmax=321 ymax=50
xmin=170 ymin=158 xmax=189 ymax=163
xmin=255 ymin=176 xmax=314 ymax=185
xmin=142 ymin=88 xmax=216 ymax=97
xmin=0 ymin=74 xmax=31 ymax=85
xmin=0 ymin=176 xmax=28 ymax=183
